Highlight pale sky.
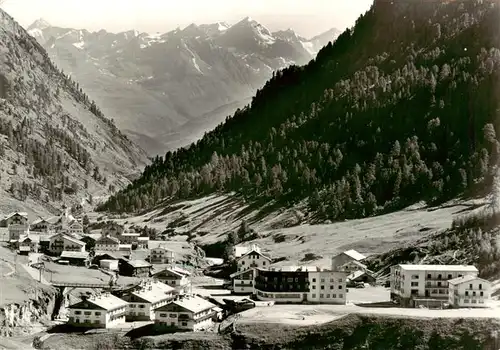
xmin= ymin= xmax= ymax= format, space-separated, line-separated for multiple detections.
xmin=2 ymin=0 xmax=373 ymax=38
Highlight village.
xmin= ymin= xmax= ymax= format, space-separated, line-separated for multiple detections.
xmin=0 ymin=208 xmax=498 ymax=335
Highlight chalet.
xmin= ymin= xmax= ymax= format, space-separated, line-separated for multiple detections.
xmin=95 ymin=235 xmax=120 ymax=251
xmin=331 ymin=250 xmax=367 ymax=271
xmin=347 ymin=270 xmax=376 ymax=285
xmin=137 ymin=236 xmax=149 ymax=249
xmin=230 ymin=268 xmax=255 ymax=294
xmin=59 ymin=251 xmax=90 ymax=267
xmin=102 ymin=222 xmax=125 ymax=238
xmin=30 ymin=217 xmax=52 ymax=233
xmin=93 ymin=253 xmax=120 ymax=266
xmin=6 ymin=212 xmax=29 ymax=241
xmin=48 ymin=233 xmax=86 ymax=255
xmin=120 ymin=280 xmax=175 ymax=321
xmin=236 ymin=248 xmax=271 ymax=272
xmin=120 ymin=232 xmax=140 ymax=245
xmin=150 ymin=246 xmax=175 ymax=264
xmin=233 ymin=244 xmax=261 ymax=258
xmin=67 ymin=293 xmax=128 ymax=328
xmin=154 ymin=295 xmax=216 ymax=331
xmin=448 ymin=275 xmax=491 ymax=308
xmin=67 ymin=220 xmax=84 ymax=235
xmin=19 ymin=236 xmax=38 ymax=254
xmin=118 ymin=259 xmax=152 ymax=277
xmin=152 ymin=267 xmax=191 ymax=294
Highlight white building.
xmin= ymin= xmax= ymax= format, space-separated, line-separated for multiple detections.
xmin=230 ymin=268 xmax=255 ymax=294
xmin=308 ymin=269 xmax=347 ymax=304
xmin=448 ymin=275 xmax=491 ymax=308
xmin=390 ymin=264 xmax=479 ymax=307
xmin=100 ymin=259 xmax=119 ymax=271
xmin=6 ymin=212 xmax=29 ymax=241
xmin=48 ymin=233 xmax=86 ymax=255
xmin=233 ymin=244 xmax=261 ymax=258
xmin=121 ymin=280 xmax=175 ymax=321
xmin=152 ymin=267 xmax=191 ymax=293
xmin=67 ymin=221 xmax=84 ymax=235
xmin=154 ymin=295 xmax=216 ymax=331
xmin=150 ymin=247 xmax=175 ymax=264
xmin=120 ymin=232 xmax=140 ymax=245
xmin=67 ymin=293 xmax=128 ymax=328
xmin=30 ymin=217 xmax=53 ymax=234
xmin=95 ymin=235 xmax=120 ymax=251
xmin=331 ymin=249 xmax=366 ymax=271
xmin=236 ymin=248 xmax=271 ymax=272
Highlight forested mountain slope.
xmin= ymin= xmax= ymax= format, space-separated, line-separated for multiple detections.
xmin=100 ymin=0 xmax=500 ymax=224
xmin=0 ymin=9 xmax=147 ymax=215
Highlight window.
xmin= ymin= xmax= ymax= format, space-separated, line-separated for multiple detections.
xmin=464 ymin=299 xmax=470 ymax=303
xmin=170 ymin=314 xmax=177 ymax=318
xmin=312 ymin=285 xmax=316 ymax=289
xmin=330 ymin=285 xmax=334 ymax=290
xmin=95 ymin=312 xmax=101 ymax=316
xmin=338 ymin=285 xmax=342 ymax=289
xmin=473 ymin=291 xmax=476 ymax=297
xmin=471 ymin=299 xmax=477 ymax=304
xmin=412 ymin=275 xmax=419 ymax=279
xmin=330 ymin=279 xmax=334 ymax=282
xmin=94 ymin=320 xmax=100 ymax=324
xmin=338 ymin=279 xmax=343 ymax=283
xmin=75 ymin=311 xmax=81 ymax=315
xmin=411 ymin=282 xmax=418 ymax=287
xmin=312 ymin=294 xmax=316 ymax=298
xmin=427 ymin=274 xmax=431 ymax=279
xmin=480 ymin=291 xmax=484 ymax=297
xmin=321 ymin=286 xmax=325 ymax=290
xmin=469 ymin=284 xmax=473 ymax=289
xmin=448 ymin=274 xmax=452 ymax=279
xmin=339 ymin=294 xmax=343 ymax=298
xmin=181 ymin=322 xmax=188 ymax=326
xmin=263 ymin=261 xmax=266 ymax=266
xmin=438 ymin=274 xmax=442 ymax=279
xmin=312 ymin=278 xmax=316 ymax=282
xmin=332 ymin=294 xmax=336 ymax=298
xmin=326 ymin=294 xmax=330 ymax=298
xmin=321 ymin=279 xmax=325 ymax=283
xmin=479 ymin=284 xmax=482 ymax=290
xmin=320 ymin=294 xmax=324 ymax=298
xmin=437 ymin=282 xmax=442 ymax=287
xmin=465 ymin=291 xmax=469 ymax=296
xmin=160 ymin=313 xmax=167 ymax=317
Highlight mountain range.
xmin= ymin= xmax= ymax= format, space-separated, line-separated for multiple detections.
xmin=0 ymin=9 xmax=147 ymax=216
xmin=27 ymin=17 xmax=340 ymax=155
xmin=101 ymin=0 xmax=500 ymax=227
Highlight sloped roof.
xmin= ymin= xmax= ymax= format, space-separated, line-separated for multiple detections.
xmin=31 ymin=217 xmax=48 ymax=225
xmin=238 ymin=249 xmax=271 ymax=261
xmin=69 ymin=294 xmax=128 ymax=311
xmin=125 ymin=259 xmax=151 ymax=268
xmin=343 ymin=250 xmax=366 ymax=261
xmin=448 ymin=275 xmax=489 ymax=286
xmin=156 ymin=295 xmax=215 ymax=313
xmin=96 ymin=235 xmax=120 ymax=244
xmin=60 ymin=251 xmax=89 ymax=259
xmin=131 ymin=282 xmax=175 ymax=303
xmin=347 ymin=270 xmax=375 ymax=281
xmin=230 ymin=268 xmax=255 ymax=279
xmin=5 ymin=212 xmax=28 ymax=220
xmin=51 ymin=233 xmax=85 ymax=246
xmin=398 ymin=264 xmax=478 ymax=272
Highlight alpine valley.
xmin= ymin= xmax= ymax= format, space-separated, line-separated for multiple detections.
xmin=28 ymin=17 xmax=341 ymax=155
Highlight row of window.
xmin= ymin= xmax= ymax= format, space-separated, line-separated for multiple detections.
xmin=312 ymin=285 xmax=343 ymax=290
xmin=74 ymin=311 xmax=101 ymax=316
xmin=311 ymin=293 xmax=344 ymax=299
xmin=462 ymin=299 xmax=484 ymax=304
xmin=262 ymin=277 xmax=343 ymax=283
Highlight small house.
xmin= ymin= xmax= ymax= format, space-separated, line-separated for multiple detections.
xmin=331 ymin=250 xmax=367 ymax=271
xmin=95 ymin=235 xmax=120 ymax=251
xmin=118 ymin=259 xmax=152 ymax=277
xmin=121 ymin=280 xmax=175 ymax=321
xmin=60 ymin=251 xmax=90 ymax=267
xmin=347 ymin=270 xmax=376 ymax=285
xmin=152 ymin=267 xmax=191 ymax=293
xmin=48 ymin=233 xmax=86 ymax=255
xmin=150 ymin=246 xmax=175 ymax=264
xmin=6 ymin=212 xmax=29 ymax=241
xmin=236 ymin=249 xmax=271 ymax=272
xmin=448 ymin=275 xmax=491 ymax=308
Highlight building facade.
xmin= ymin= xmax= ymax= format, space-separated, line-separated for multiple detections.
xmin=68 ymin=221 xmax=84 ymax=235
xmin=59 ymin=251 xmax=90 ymax=266
xmin=236 ymin=249 xmax=271 ymax=272
xmin=331 ymin=250 xmax=366 ymax=271
xmin=48 ymin=233 xmax=86 ymax=255
xmin=448 ymin=275 xmax=491 ymax=308
xmin=390 ymin=264 xmax=479 ymax=307
xmin=230 ymin=269 xmax=255 ymax=294
xmin=118 ymin=259 xmax=152 ymax=277
xmin=154 ymin=295 xmax=216 ymax=331
xmin=67 ymin=293 xmax=128 ymax=328
xmin=95 ymin=235 xmax=120 ymax=251
xmin=150 ymin=247 xmax=175 ymax=264
xmin=308 ymin=270 xmax=347 ymax=304
xmin=121 ymin=281 xmax=175 ymax=321
xmin=153 ymin=268 xmax=191 ymax=293
xmin=6 ymin=212 xmax=29 ymax=241
xmin=254 ymin=267 xmax=310 ymax=303
xmin=30 ymin=218 xmax=52 ymax=233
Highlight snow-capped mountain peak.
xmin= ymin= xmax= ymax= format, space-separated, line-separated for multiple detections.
xmin=27 ymin=18 xmax=51 ymax=31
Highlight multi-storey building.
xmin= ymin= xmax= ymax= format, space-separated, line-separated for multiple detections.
xmin=448 ymin=275 xmax=491 ymax=308
xmin=120 ymin=280 xmax=175 ymax=321
xmin=30 ymin=217 xmax=53 ymax=233
xmin=236 ymin=248 xmax=271 ymax=272
xmin=150 ymin=247 xmax=175 ymax=264
xmin=118 ymin=259 xmax=152 ymax=277
xmin=67 ymin=221 xmax=84 ymax=235
xmin=67 ymin=293 xmax=128 ymax=328
xmin=390 ymin=264 xmax=479 ymax=307
xmin=308 ymin=269 xmax=347 ymax=304
xmin=6 ymin=212 xmax=29 ymax=241
xmin=95 ymin=235 xmax=120 ymax=251
xmin=154 ymin=295 xmax=216 ymax=331
xmin=230 ymin=268 xmax=255 ymax=294
xmin=120 ymin=232 xmax=140 ymax=245
xmin=48 ymin=233 xmax=86 ymax=255
xmin=152 ymin=267 xmax=191 ymax=294
xmin=233 ymin=244 xmax=261 ymax=258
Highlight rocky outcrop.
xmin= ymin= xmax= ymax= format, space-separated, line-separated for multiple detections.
xmin=0 ymin=287 xmax=57 ymax=337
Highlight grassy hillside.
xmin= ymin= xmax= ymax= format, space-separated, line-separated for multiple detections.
xmin=101 ymin=0 xmax=500 ymax=225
